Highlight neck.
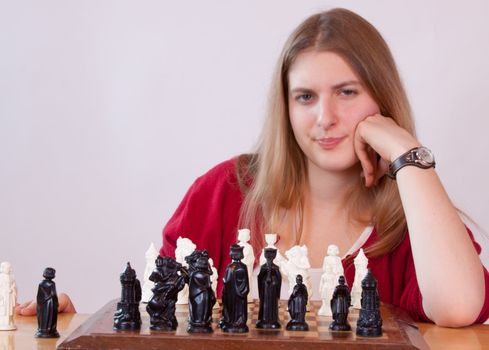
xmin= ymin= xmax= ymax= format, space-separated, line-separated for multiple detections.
xmin=305 ymin=160 xmax=361 ymax=210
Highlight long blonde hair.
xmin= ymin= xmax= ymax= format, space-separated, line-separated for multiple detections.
xmin=238 ymin=8 xmax=415 ymax=258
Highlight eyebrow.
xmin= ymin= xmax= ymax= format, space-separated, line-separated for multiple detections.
xmin=289 ymin=80 xmax=361 ymax=94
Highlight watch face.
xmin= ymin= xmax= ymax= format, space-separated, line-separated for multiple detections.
xmin=416 ymin=147 xmax=435 ymax=166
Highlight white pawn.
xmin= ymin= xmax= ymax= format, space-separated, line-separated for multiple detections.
xmin=322 ymin=244 xmax=344 ymax=279
xmin=282 ymin=245 xmax=312 ymax=300
xmin=351 ymin=248 xmax=368 ymax=309
xmin=237 ymin=228 xmax=255 ymax=303
xmin=175 ymin=236 xmax=197 ymax=305
xmin=318 ymin=265 xmax=336 ymax=316
xmin=0 ymin=262 xmax=17 ymax=330
xmin=141 ymin=243 xmax=159 ymax=303
xmin=318 ymin=245 xmax=344 ymax=316
xmin=208 ymin=258 xmax=220 ymax=309
xmin=259 ymin=233 xmax=285 ymax=272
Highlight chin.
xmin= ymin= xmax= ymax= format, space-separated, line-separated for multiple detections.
xmin=308 ymin=154 xmax=359 ymax=173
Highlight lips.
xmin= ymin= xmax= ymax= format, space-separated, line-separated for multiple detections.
xmin=316 ymin=136 xmax=346 ymax=150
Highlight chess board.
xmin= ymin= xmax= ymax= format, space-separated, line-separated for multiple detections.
xmin=58 ymin=299 xmax=428 ymax=349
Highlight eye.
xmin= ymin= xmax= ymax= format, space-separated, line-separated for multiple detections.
xmin=338 ymin=88 xmax=357 ymax=97
xmin=295 ymin=93 xmax=314 ymax=103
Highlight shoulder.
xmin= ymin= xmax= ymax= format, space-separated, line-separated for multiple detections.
xmin=203 ymin=157 xmax=238 ymax=177
xmin=192 ymin=157 xmax=239 ymax=189
xmin=190 ymin=154 xmax=257 ymax=197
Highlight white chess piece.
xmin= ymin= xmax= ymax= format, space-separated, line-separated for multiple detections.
xmin=259 ymin=233 xmax=285 ymax=272
xmin=175 ymin=236 xmax=197 ymax=305
xmin=0 ymin=262 xmax=17 ymax=330
xmin=351 ymin=248 xmax=368 ymax=309
xmin=208 ymin=258 xmax=220 ymax=309
xmin=317 ymin=244 xmax=344 ymax=316
xmin=141 ymin=243 xmax=159 ymax=303
xmin=322 ymin=244 xmax=344 ymax=276
xmin=318 ymin=264 xmax=336 ymax=316
xmin=237 ymin=228 xmax=255 ymax=303
xmin=282 ymin=245 xmax=312 ymax=300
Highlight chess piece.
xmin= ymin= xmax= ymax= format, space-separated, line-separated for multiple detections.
xmin=318 ymin=244 xmax=344 ymax=316
xmin=351 ymin=249 xmax=368 ymax=309
xmin=237 ymin=228 xmax=255 ymax=303
xmin=0 ymin=262 xmax=17 ymax=331
xmin=146 ymin=256 xmax=187 ymax=331
xmin=220 ymin=244 xmax=249 ymax=333
xmin=259 ymin=233 xmax=285 ymax=273
xmin=282 ymin=245 xmax=312 ymax=301
xmin=175 ymin=236 xmax=197 ymax=305
xmin=356 ymin=269 xmax=383 ymax=337
xmin=329 ymin=276 xmax=351 ymax=331
xmin=186 ymin=250 xmax=216 ymax=333
xmin=322 ymin=245 xmax=344 ymax=277
xmin=318 ymin=263 xmax=336 ymax=316
xmin=35 ymin=267 xmax=59 ymax=338
xmin=113 ymin=262 xmax=142 ymax=331
xmin=208 ymin=258 xmax=220 ymax=309
xmin=286 ymin=274 xmax=309 ymax=331
xmin=256 ymin=248 xmax=281 ymax=329
xmin=142 ymin=242 xmax=159 ymax=303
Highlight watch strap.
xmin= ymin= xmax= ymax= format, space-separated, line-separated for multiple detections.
xmin=386 ymin=147 xmax=435 ymax=179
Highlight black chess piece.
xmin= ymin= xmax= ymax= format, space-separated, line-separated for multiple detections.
xmin=146 ymin=256 xmax=187 ymax=331
xmin=186 ymin=250 xmax=216 ymax=333
xmin=329 ymin=275 xmax=351 ymax=331
xmin=35 ymin=267 xmax=60 ymax=338
xmin=113 ymin=262 xmax=142 ymax=330
xmin=286 ymin=274 xmax=309 ymax=331
xmin=256 ymin=248 xmax=282 ymax=329
xmin=356 ymin=269 xmax=383 ymax=337
xmin=220 ymin=244 xmax=250 ymax=333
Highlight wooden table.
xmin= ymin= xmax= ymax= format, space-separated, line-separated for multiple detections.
xmin=1 ymin=313 xmax=488 ymax=350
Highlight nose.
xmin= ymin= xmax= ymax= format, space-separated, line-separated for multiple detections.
xmin=316 ymin=97 xmax=336 ymax=129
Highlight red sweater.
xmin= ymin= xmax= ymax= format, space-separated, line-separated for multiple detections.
xmin=161 ymin=157 xmax=489 ymax=323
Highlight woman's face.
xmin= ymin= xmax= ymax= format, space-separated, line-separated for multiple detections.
xmin=288 ymin=51 xmax=380 ymax=174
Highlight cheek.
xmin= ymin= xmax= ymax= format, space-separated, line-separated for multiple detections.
xmin=342 ymin=99 xmax=380 ymax=129
xmin=289 ymin=107 xmax=312 ymax=136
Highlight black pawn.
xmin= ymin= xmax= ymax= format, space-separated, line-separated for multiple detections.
xmin=35 ymin=267 xmax=60 ymax=338
xmin=220 ymin=244 xmax=250 ymax=333
xmin=146 ymin=256 xmax=187 ymax=331
xmin=113 ymin=262 xmax=142 ymax=330
xmin=186 ymin=250 xmax=216 ymax=333
xmin=329 ymin=275 xmax=351 ymax=331
xmin=256 ymin=248 xmax=281 ymax=329
xmin=286 ymin=274 xmax=309 ymax=331
xmin=356 ymin=269 xmax=382 ymax=337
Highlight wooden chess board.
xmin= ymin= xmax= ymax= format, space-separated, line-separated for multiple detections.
xmin=58 ymin=299 xmax=428 ymax=349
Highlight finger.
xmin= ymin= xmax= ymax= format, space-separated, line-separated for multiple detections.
xmin=354 ymin=131 xmax=375 ymax=187
xmin=18 ymin=300 xmax=37 ymax=316
xmin=374 ymin=158 xmax=390 ymax=186
xmin=360 ymin=146 xmax=377 ymax=187
xmin=58 ymin=293 xmax=77 ymax=313
xmin=17 ymin=300 xmax=32 ymax=309
xmin=16 ymin=300 xmax=33 ymax=315
xmin=366 ymin=147 xmax=379 ymax=187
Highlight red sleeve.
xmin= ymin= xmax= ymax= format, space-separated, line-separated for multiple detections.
xmin=399 ymin=227 xmax=489 ymax=324
xmin=467 ymin=228 xmax=489 ymax=324
xmin=160 ymin=158 xmax=243 ymax=295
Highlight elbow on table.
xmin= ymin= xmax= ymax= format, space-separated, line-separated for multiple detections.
xmin=428 ymin=306 xmax=481 ymax=328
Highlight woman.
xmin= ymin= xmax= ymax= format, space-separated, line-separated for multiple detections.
xmin=160 ymin=8 xmax=489 ymax=327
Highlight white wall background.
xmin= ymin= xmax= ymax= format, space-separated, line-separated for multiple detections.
xmin=1 ymin=0 xmax=488 ymax=313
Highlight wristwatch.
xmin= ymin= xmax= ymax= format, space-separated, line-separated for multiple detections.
xmin=386 ymin=146 xmax=435 ymax=179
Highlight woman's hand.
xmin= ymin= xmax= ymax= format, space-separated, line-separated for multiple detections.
xmin=15 ymin=293 xmax=76 ymax=316
xmin=354 ymin=114 xmax=420 ymax=187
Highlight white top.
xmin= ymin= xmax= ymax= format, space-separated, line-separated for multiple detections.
xmin=250 ymin=226 xmax=373 ymax=300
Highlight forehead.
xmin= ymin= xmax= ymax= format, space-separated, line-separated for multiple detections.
xmin=288 ymin=50 xmax=359 ymax=88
